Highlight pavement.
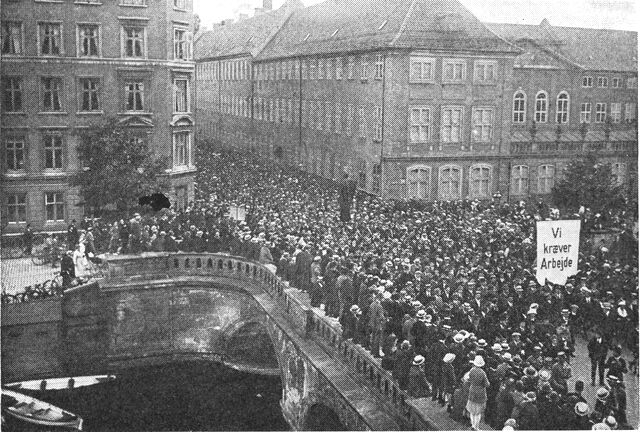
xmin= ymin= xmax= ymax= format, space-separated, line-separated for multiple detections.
xmin=1 ymin=256 xmax=60 ymax=294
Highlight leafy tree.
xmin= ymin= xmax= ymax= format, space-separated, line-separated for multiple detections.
xmin=552 ymin=153 xmax=626 ymax=217
xmin=71 ymin=118 xmax=169 ymax=215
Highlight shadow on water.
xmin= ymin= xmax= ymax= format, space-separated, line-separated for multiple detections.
xmin=4 ymin=361 xmax=289 ymax=431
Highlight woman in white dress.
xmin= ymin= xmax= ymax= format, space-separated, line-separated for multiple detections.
xmin=73 ymin=243 xmax=89 ymax=278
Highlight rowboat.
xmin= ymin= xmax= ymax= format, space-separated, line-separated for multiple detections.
xmin=5 ymin=375 xmax=116 ymax=391
xmin=1 ymin=389 xmax=83 ymax=430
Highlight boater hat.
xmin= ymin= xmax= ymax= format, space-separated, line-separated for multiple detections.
xmin=413 ymin=355 xmax=425 ymax=366
xmin=575 ymin=402 xmax=589 ymax=416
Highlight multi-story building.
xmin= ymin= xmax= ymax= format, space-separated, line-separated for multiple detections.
xmin=486 ymin=20 xmax=638 ymax=201
xmin=195 ymin=0 xmax=637 ymax=202
xmin=1 ymin=0 xmax=196 ymax=232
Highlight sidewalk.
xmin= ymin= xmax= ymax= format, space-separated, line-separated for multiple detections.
xmin=1 ymin=257 xmax=59 ymax=294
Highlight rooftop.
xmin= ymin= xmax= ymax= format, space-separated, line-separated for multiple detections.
xmin=486 ymin=20 xmax=638 ymax=72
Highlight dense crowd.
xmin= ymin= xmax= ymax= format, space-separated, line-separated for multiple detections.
xmin=29 ymin=149 xmax=638 ymax=430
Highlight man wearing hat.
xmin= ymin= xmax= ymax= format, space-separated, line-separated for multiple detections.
xmin=550 ymin=352 xmax=572 ymax=394
xmin=594 ymin=387 xmax=615 ymax=419
xmin=410 ymin=310 xmax=429 ymax=354
xmin=60 ymin=250 xmax=76 ymax=288
xmin=588 ymin=330 xmax=610 ymax=386
xmin=607 ymin=375 xmax=627 ymax=424
xmin=441 ymin=353 xmax=456 ymax=410
xmin=573 ymin=402 xmax=593 ymax=430
xmin=340 ymin=305 xmax=361 ymax=341
xmin=514 ymin=391 xmax=539 ymax=430
xmin=605 ymin=344 xmax=628 ymax=381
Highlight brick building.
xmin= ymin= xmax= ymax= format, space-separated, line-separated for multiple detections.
xmin=486 ymin=20 xmax=638 ymax=201
xmin=1 ymin=0 xmax=196 ymax=232
xmin=195 ymin=0 xmax=637 ymax=202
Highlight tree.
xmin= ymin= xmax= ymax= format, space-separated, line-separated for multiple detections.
xmin=71 ymin=118 xmax=169 ymax=215
xmin=551 ymin=153 xmax=626 ymax=217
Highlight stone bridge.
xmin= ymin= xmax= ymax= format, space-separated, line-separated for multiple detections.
xmin=2 ymin=253 xmax=469 ymax=431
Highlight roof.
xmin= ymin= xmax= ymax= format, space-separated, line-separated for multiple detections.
xmin=256 ymin=0 xmax=518 ymax=60
xmin=486 ymin=21 xmax=638 ymax=72
xmin=195 ymin=7 xmax=290 ymax=60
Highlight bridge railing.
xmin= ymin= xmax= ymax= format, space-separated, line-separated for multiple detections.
xmin=103 ymin=253 xmax=447 ymax=430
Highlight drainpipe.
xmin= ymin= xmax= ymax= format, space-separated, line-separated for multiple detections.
xmin=379 ymin=52 xmax=387 ymax=198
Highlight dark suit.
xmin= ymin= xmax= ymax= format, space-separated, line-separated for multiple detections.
xmin=60 ymin=254 xmax=75 ymax=288
xmin=587 ymin=336 xmax=609 ymax=384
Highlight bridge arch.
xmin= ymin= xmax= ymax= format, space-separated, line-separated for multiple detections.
xmin=303 ymin=403 xmax=347 ymax=431
xmin=221 ymin=318 xmax=282 ymax=378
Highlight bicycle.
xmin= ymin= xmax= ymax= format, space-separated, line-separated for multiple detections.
xmin=31 ymin=245 xmax=62 ymax=267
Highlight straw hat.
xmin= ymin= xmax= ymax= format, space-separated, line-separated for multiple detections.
xmin=473 ymin=356 xmax=485 ymax=367
xmin=575 ymin=402 xmax=589 ymax=416
xmin=596 ymin=387 xmax=610 ymax=402
xmin=413 ymin=355 xmax=425 ymax=366
xmin=443 ymin=353 xmax=456 ymax=363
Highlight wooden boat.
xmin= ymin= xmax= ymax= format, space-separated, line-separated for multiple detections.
xmin=1 ymin=389 xmax=83 ymax=430
xmin=5 ymin=375 xmax=115 ymax=391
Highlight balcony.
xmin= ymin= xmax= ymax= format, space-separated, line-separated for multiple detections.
xmin=509 ymin=127 xmax=638 ymax=155
xmin=384 ymin=141 xmax=498 ymax=158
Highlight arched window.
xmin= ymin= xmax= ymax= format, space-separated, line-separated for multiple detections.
xmin=538 ymin=164 xmax=555 ymax=194
xmin=438 ymin=165 xmax=462 ymax=200
xmin=556 ymin=92 xmax=570 ymax=123
xmin=511 ymin=165 xmax=529 ymax=195
xmin=535 ymin=91 xmax=548 ymax=123
xmin=407 ymin=165 xmax=431 ymax=199
xmin=513 ymin=91 xmax=526 ymax=123
xmin=469 ymin=164 xmax=492 ymax=198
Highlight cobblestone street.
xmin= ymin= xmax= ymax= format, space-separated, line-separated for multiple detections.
xmin=1 ymin=257 xmax=59 ymax=294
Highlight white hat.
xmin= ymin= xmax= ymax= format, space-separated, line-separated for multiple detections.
xmin=443 ymin=353 xmax=456 ymax=363
xmin=413 ymin=355 xmax=425 ymax=366
xmin=502 ymin=353 xmax=512 ymax=361
xmin=473 ymin=355 xmax=485 ymax=367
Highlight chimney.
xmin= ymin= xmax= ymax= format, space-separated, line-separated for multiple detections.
xmin=263 ymin=0 xmax=273 ymax=11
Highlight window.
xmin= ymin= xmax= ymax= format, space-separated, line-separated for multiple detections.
xmin=474 ymin=60 xmax=496 ymax=82
xmin=374 ymin=106 xmax=382 ymax=141
xmin=174 ymin=79 xmax=189 ymax=112
xmin=409 ymin=107 xmax=431 ymax=142
xmin=407 ymin=166 xmax=431 ymax=199
xmin=441 ymin=107 xmax=463 ymax=143
xmin=535 ymin=92 xmax=548 ymax=123
xmin=358 ymin=106 xmax=365 ymax=138
xmin=45 ymin=192 xmax=65 ymax=222
xmin=612 ymin=77 xmax=621 ymax=88
xmin=42 ymin=77 xmax=63 ymax=112
xmin=78 ymin=24 xmax=99 ymax=57
xmin=324 ymin=102 xmax=331 ymax=130
xmin=611 ymin=103 xmax=621 ymax=123
xmin=372 ymin=164 xmax=382 ymax=196
xmin=597 ymin=77 xmax=608 ymax=88
xmin=513 ymin=91 xmax=526 ymax=123
xmin=120 ymin=0 xmax=147 ymax=5
xmin=511 ymin=165 xmax=529 ymax=195
xmin=582 ymin=76 xmax=593 ymax=88
xmin=125 ymin=81 xmax=144 ymax=111
xmin=316 ymin=101 xmax=322 ymax=130
xmin=44 ymin=134 xmax=63 ymax=169
xmin=439 ymin=165 xmax=462 ymax=200
xmin=174 ymin=28 xmax=191 ymax=60
xmin=595 ymin=103 xmax=607 ymax=123
xmin=580 ymin=103 xmax=591 ymax=123
xmin=173 ymin=131 xmax=191 ymax=167
xmin=443 ymin=59 xmax=466 ymax=83
xmin=628 ymin=77 xmax=638 ymax=89
xmin=123 ymin=26 xmax=144 ymax=58
xmin=410 ymin=57 xmax=435 ymax=82
xmin=374 ymin=54 xmax=384 ymax=80
xmin=538 ymin=165 xmax=555 ymax=194
xmin=360 ymin=56 xmax=369 ymax=80
xmin=2 ymin=21 xmax=23 ymax=55
xmin=346 ymin=104 xmax=354 ymax=136
xmin=335 ymin=103 xmax=341 ymax=133
xmin=6 ymin=194 xmax=27 ymax=224
xmin=473 ymin=108 xmax=493 ymax=142
xmin=39 ymin=22 xmax=62 ymax=55
xmin=612 ymin=163 xmax=626 ymax=186
xmin=469 ymin=164 xmax=492 ymax=198
xmin=348 ymin=56 xmax=355 ymax=79
xmin=79 ymin=78 xmax=100 ymax=111
xmin=625 ymin=103 xmax=637 ymax=122
xmin=174 ymin=0 xmax=186 ymax=9
xmin=3 ymin=77 xmax=22 ymax=112
xmin=5 ymin=137 xmax=25 ymax=171
xmin=336 ymin=58 xmax=343 ymax=80
xmin=556 ymin=92 xmax=569 ymax=123
xmin=310 ymin=59 xmax=317 ymax=80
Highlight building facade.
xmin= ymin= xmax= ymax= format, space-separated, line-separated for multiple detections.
xmin=195 ymin=0 xmax=637 ymax=202
xmin=487 ymin=20 xmax=638 ymax=202
xmin=1 ymin=0 xmax=196 ymax=232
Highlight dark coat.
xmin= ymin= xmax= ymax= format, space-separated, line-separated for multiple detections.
xmin=516 ymin=400 xmax=540 ymax=430
xmin=392 ymin=348 xmax=414 ymax=389
xmin=407 ymin=365 xmax=431 ymax=398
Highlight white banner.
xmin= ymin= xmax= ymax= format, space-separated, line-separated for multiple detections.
xmin=536 ymin=220 xmax=581 ymax=286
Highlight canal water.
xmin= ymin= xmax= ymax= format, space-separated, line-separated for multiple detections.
xmin=3 ymin=361 xmax=288 ymax=431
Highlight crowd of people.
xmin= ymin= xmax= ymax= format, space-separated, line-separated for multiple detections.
xmin=33 ymin=148 xmax=637 ymax=430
